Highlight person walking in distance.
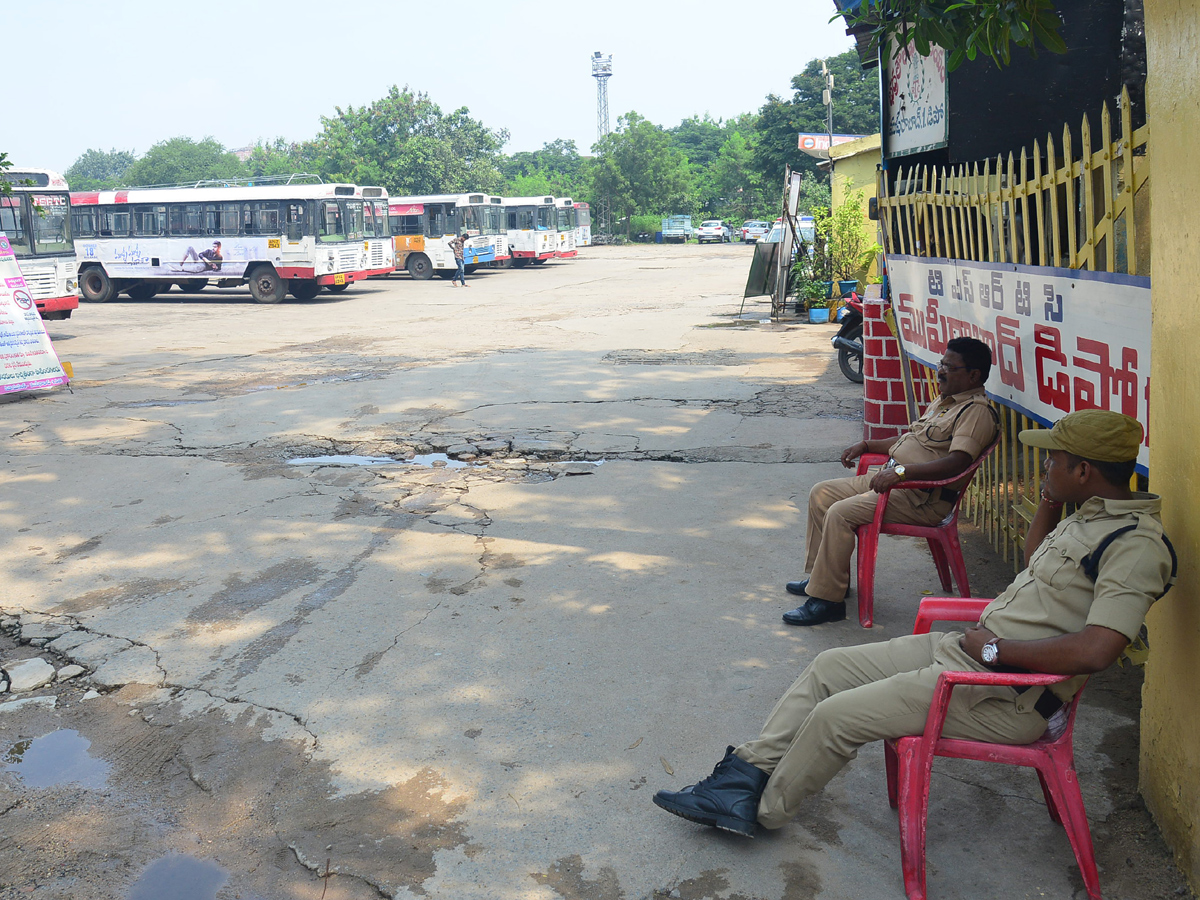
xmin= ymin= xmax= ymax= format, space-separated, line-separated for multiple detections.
xmin=450 ymin=232 xmax=468 ymax=287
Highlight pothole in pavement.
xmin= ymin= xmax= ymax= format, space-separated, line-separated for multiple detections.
xmin=126 ymin=855 xmax=229 ymax=900
xmin=3 ymin=728 xmax=111 ymax=789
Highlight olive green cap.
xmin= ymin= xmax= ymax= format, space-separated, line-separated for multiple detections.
xmin=1018 ymin=409 xmax=1143 ymax=462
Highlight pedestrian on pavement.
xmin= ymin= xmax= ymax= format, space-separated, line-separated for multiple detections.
xmin=653 ymin=409 xmax=1174 ymax=837
xmin=783 ymin=336 xmax=999 ymax=626
xmin=450 ymin=233 xmax=469 ymax=287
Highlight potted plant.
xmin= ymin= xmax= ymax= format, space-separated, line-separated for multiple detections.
xmin=813 ymin=189 xmax=882 ymax=301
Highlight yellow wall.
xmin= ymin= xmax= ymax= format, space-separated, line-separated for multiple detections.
xmin=829 ymin=134 xmax=882 ymax=280
xmin=1142 ymin=0 xmax=1200 ymax=888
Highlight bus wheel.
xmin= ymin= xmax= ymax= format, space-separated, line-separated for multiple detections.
xmin=248 ymin=265 xmax=286 ymax=303
xmin=126 ymin=282 xmax=159 ymax=301
xmin=289 ymin=279 xmax=320 ymax=301
xmin=177 ymin=279 xmax=207 ymax=293
xmin=407 ymin=253 xmax=433 ymax=280
xmin=326 ymin=282 xmax=350 ymax=293
xmin=437 ymin=270 xmax=455 ymax=280
xmin=79 ymin=267 xmax=115 ymax=303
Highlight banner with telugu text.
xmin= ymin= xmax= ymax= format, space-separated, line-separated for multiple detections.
xmin=0 ymin=232 xmax=69 ymax=394
xmin=887 ymin=254 xmax=1151 ymax=472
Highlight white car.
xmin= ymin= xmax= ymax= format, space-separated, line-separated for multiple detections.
xmin=696 ymin=220 xmax=731 ymax=244
xmin=741 ymin=221 xmax=770 ymax=243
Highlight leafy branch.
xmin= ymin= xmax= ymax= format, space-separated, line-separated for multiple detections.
xmin=839 ymin=0 xmax=1067 ymax=71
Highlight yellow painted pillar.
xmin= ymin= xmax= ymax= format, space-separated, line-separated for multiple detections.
xmin=1142 ymin=0 xmax=1200 ymax=888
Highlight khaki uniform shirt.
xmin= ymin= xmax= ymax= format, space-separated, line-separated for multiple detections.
xmin=889 ymin=387 xmax=998 ymax=491
xmin=979 ymin=492 xmax=1173 ymax=701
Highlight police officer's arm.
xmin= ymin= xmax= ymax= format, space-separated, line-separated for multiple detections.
xmin=840 ymin=438 xmax=902 ymax=468
xmin=1024 ymin=494 xmax=1066 ymax=568
xmin=960 ymin=624 xmax=1130 ymax=675
xmin=868 ymin=449 xmax=974 ymax=492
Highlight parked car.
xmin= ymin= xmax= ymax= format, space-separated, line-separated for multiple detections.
xmin=696 ymin=220 xmax=732 ymax=243
xmin=741 ymin=221 xmax=770 ymax=243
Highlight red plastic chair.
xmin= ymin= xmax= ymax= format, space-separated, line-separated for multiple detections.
xmin=852 ymin=434 xmax=1000 ymax=627
xmin=884 ymin=597 xmax=1100 ymax=900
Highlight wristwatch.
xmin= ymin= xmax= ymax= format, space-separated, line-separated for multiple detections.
xmin=893 ymin=464 xmax=907 ymax=481
xmin=981 ymin=637 xmax=1001 ymax=665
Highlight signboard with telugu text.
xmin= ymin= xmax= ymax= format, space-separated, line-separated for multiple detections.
xmin=887 ymin=254 xmax=1151 ymax=472
xmin=0 ymin=232 xmax=69 ymax=394
xmin=884 ymin=35 xmax=949 ymax=158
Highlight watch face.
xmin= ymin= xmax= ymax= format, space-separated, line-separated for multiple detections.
xmin=982 ymin=643 xmax=998 ymax=664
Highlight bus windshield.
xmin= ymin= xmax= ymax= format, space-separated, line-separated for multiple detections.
xmin=461 ymin=206 xmax=484 ymax=234
xmin=536 ymin=207 xmax=553 ymax=230
xmin=556 ymin=207 xmax=575 ymax=231
xmin=30 ymin=193 xmax=72 ymax=254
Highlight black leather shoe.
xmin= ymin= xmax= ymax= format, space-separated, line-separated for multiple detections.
xmin=785 ymin=579 xmax=810 ymax=597
xmin=782 ymin=596 xmax=847 ymax=626
xmin=652 ymin=746 xmax=768 ymax=837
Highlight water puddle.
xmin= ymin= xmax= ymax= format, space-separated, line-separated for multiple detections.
xmin=3 ymin=729 xmax=110 ymax=789
xmin=287 ymin=454 xmax=397 ymax=467
xmin=406 ymin=453 xmax=471 ymax=468
xmin=126 ymin=855 xmax=229 ymax=900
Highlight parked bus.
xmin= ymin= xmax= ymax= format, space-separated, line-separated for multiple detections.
xmin=387 ymin=194 xmax=496 ymax=280
xmin=0 ymin=167 xmax=79 ymax=320
xmin=359 ymin=186 xmax=397 ymax=277
xmin=484 ymin=196 xmax=510 ymax=266
xmin=554 ymin=197 xmax=578 ymax=259
xmin=573 ymin=201 xmax=592 ymax=247
xmin=70 ymin=179 xmax=381 ymax=303
xmin=503 ymin=196 xmax=556 ymax=267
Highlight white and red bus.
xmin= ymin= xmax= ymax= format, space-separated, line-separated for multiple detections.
xmin=69 ymin=181 xmax=382 ymax=303
xmin=503 ymin=196 xmax=556 ymax=267
xmin=554 ymin=197 xmax=578 ymax=259
xmin=359 ymin=186 xmax=397 ymax=277
xmin=484 ymin=196 xmax=510 ymax=266
xmin=573 ymin=201 xmax=592 ymax=247
xmin=0 ymin=167 xmax=79 ymax=320
xmin=387 ymin=194 xmax=497 ymax=279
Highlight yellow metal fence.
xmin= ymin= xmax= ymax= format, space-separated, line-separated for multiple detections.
xmin=881 ymin=87 xmax=1150 ymax=568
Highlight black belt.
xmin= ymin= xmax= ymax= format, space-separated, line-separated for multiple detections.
xmin=936 ymin=488 xmax=959 ymax=504
xmin=1013 ymin=684 xmax=1066 ymax=718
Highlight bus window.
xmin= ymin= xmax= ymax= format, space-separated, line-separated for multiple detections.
xmin=100 ymin=207 xmax=130 ymax=237
xmin=363 ymin=202 xmax=376 ymax=238
xmin=0 ymin=196 xmax=30 ymax=254
xmin=390 ymin=214 xmax=421 ymax=236
xmin=31 ymin=193 xmax=71 ymax=253
xmin=72 ymin=206 xmax=98 ymax=238
xmin=133 ymin=205 xmax=167 ymax=236
xmin=169 ymin=204 xmax=204 ymax=236
xmin=202 ymin=204 xmax=239 ymax=236
xmin=425 ymin=204 xmax=447 ymax=237
xmin=537 ymin=207 xmax=553 ymax=230
xmin=247 ymin=201 xmax=280 ymax=235
xmin=318 ymin=200 xmax=344 ymax=242
xmin=285 ymin=202 xmax=308 ymax=241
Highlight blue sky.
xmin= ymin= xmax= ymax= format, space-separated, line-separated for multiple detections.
xmin=8 ymin=1 xmax=853 ymax=173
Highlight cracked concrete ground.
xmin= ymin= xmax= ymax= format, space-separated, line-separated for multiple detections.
xmin=0 ymin=244 xmax=1190 ymax=900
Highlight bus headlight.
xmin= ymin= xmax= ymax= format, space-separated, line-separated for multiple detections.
xmin=66 ymin=279 xmax=78 ymax=292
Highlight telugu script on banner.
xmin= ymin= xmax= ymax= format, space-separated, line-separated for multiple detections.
xmin=0 ymin=232 xmax=69 ymax=394
xmin=887 ymin=254 xmax=1152 ymax=472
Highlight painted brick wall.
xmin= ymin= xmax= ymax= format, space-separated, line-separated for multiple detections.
xmin=862 ymin=299 xmax=931 ymax=440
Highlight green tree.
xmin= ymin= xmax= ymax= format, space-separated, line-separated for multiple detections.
xmin=500 ymin=139 xmax=588 ymax=198
xmin=122 ymin=137 xmax=246 ymax=187
xmin=592 ymin=112 xmax=694 ymax=237
xmin=65 ymin=148 xmax=137 ymax=190
xmin=245 ymin=138 xmax=311 ymax=179
xmin=0 ymin=152 xmax=11 ymax=196
xmin=304 ymin=85 xmax=508 ymax=195
xmin=751 ymin=48 xmax=879 ymax=188
xmin=709 ymin=130 xmax=763 ymax=222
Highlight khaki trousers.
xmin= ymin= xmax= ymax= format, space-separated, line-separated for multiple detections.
xmin=735 ymin=632 xmax=1048 ymax=829
xmin=804 ymin=473 xmax=954 ymax=601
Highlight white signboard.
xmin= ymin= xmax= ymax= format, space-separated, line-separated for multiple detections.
xmin=0 ymin=233 xmax=69 ymax=394
xmin=887 ymin=254 xmax=1152 ymax=472
xmin=884 ymin=35 xmax=949 ymax=158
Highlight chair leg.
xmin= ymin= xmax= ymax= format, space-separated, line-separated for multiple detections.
xmin=1036 ymin=756 xmax=1102 ymax=900
xmin=895 ymin=740 xmax=931 ymax=900
xmin=856 ymin=527 xmax=879 ymax=628
xmin=927 ymin=540 xmax=954 ymax=592
xmin=941 ymin=530 xmax=972 ymax=598
xmin=1036 ymin=769 xmax=1064 ymax=824
xmin=885 ymin=740 xmax=900 ymax=809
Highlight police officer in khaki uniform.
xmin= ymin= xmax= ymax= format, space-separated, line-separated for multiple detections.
xmin=655 ymin=409 xmax=1173 ymax=836
xmin=784 ymin=336 xmax=1000 ymax=626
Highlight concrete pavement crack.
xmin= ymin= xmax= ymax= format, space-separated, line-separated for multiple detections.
xmin=286 ymin=844 xmax=389 ymax=899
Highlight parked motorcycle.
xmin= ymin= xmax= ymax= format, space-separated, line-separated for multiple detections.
xmin=832 ymin=294 xmax=864 ymax=383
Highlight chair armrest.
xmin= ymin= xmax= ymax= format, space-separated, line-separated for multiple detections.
xmin=855 ymin=452 xmax=890 ymax=476
xmin=922 ymin=670 xmax=1072 ymax=745
xmin=913 ymin=597 xmax=992 ymax=634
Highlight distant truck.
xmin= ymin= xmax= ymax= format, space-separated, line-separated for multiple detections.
xmin=660 ymin=215 xmax=692 ymax=243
